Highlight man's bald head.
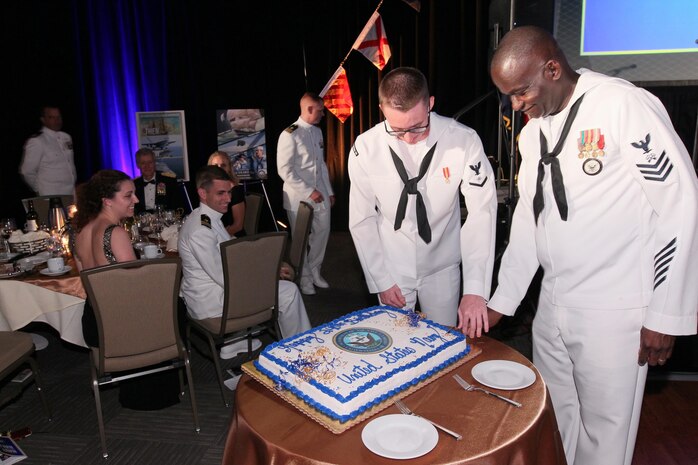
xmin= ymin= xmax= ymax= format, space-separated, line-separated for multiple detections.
xmin=491 ymin=26 xmax=569 ymax=81
xmin=300 ymin=92 xmax=325 ymax=125
xmin=490 ymin=26 xmax=578 ymax=118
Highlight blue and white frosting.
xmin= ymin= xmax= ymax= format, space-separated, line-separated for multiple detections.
xmin=255 ymin=306 xmax=470 ymax=423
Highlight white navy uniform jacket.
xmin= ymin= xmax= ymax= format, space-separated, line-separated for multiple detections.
xmin=489 ymin=70 xmax=698 ymax=336
xmin=348 ymin=112 xmax=497 ymax=297
xmin=178 ymin=203 xmax=231 ymax=320
xmin=277 ymin=117 xmax=334 ymax=212
xmin=20 ymin=127 xmax=77 ymax=195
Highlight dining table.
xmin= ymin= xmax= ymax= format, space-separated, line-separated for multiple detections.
xmin=0 ymin=236 xmax=179 ymax=349
xmin=0 ymin=256 xmax=88 ymax=348
xmin=222 ymin=336 xmax=567 ymax=465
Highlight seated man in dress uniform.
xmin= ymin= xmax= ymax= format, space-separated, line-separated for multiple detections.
xmin=133 ymin=148 xmax=184 ymax=214
xmin=178 ymin=166 xmax=312 ymax=388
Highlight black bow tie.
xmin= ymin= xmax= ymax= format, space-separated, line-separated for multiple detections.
xmin=532 ymin=94 xmax=585 ymax=224
xmin=389 ymin=142 xmax=437 ymax=244
xmin=144 ymin=179 xmax=156 ymax=185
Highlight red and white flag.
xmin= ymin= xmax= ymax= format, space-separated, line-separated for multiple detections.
xmin=351 ymin=12 xmax=391 ymax=70
xmin=320 ymin=66 xmax=353 ymax=123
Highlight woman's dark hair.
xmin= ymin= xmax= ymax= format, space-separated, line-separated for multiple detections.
xmin=74 ymin=170 xmax=131 ymax=231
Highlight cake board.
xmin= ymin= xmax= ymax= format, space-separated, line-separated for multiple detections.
xmin=242 ymin=344 xmax=482 ymax=434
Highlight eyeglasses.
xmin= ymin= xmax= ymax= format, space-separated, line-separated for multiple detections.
xmin=384 ymin=112 xmax=430 ymax=138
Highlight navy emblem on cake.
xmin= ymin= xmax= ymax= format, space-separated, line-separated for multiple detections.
xmin=333 ymin=328 xmax=392 ymax=354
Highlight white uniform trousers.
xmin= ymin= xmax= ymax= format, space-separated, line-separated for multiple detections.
xmin=286 ymin=206 xmax=331 ymax=285
xmin=533 ymin=291 xmax=647 ymax=465
xmin=378 ymin=263 xmax=461 ymax=326
xmin=278 ymin=280 xmax=312 ymax=338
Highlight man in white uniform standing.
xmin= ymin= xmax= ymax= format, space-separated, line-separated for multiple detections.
xmin=179 ymin=166 xmax=311 ymax=371
xmin=277 ymin=92 xmax=335 ymax=295
xmin=348 ymin=67 xmax=498 ymax=329
xmin=20 ymin=105 xmax=77 ymax=196
xmin=486 ymin=27 xmax=698 ymax=465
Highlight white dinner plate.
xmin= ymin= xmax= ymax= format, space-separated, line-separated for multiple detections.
xmin=361 ymin=414 xmax=438 ymax=459
xmin=39 ymin=265 xmax=73 ymax=277
xmin=471 ymin=360 xmax=536 ymax=391
xmin=0 ymin=269 xmax=24 ymax=279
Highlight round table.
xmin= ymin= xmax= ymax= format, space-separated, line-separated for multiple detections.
xmin=222 ymin=337 xmax=566 ymax=465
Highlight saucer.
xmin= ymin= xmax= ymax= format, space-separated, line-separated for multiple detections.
xmin=40 ymin=265 xmax=72 ymax=277
xmin=140 ymin=252 xmax=165 ymax=260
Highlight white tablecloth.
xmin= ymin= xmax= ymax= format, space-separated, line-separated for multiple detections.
xmin=0 ymin=280 xmax=87 ymax=347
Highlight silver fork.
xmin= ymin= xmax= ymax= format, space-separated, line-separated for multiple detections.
xmin=453 ymin=374 xmax=522 ymax=408
xmin=394 ymin=399 xmax=462 ymax=440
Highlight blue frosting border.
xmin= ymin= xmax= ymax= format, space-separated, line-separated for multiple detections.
xmin=254 ymin=306 xmax=470 ymax=423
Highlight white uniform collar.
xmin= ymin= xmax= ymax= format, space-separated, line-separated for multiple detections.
xmin=199 ymin=202 xmax=224 ymax=222
xmin=295 ymin=116 xmax=315 ymax=129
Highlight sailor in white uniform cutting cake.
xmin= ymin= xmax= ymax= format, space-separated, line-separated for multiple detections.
xmin=348 ymin=67 xmax=497 ymax=331
xmin=486 ymin=26 xmax=698 ymax=465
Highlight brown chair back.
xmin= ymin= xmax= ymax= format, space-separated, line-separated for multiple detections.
xmin=243 ymin=192 xmax=264 ymax=235
xmin=219 ymin=232 xmax=286 ymax=337
xmin=80 ymin=258 xmax=183 ymax=374
xmin=287 ymin=201 xmax=314 ymax=284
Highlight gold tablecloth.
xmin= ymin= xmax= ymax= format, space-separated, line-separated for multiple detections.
xmin=223 ymin=337 xmax=567 ymax=465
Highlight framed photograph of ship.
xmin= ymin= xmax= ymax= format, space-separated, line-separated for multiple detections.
xmin=135 ymin=110 xmax=190 ymax=181
xmin=216 ymin=108 xmax=267 ymax=180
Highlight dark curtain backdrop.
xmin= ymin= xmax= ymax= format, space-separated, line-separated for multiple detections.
xmin=3 ymin=0 xmax=695 ymax=232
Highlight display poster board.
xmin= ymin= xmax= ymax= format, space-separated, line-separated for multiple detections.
xmin=216 ymin=108 xmax=267 ymax=180
xmin=136 ymin=110 xmax=190 ymax=181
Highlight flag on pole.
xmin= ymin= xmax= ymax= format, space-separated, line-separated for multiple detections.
xmin=401 ymin=0 xmax=421 ymax=12
xmin=320 ymin=66 xmax=353 ymax=123
xmin=351 ymin=12 xmax=391 ymax=70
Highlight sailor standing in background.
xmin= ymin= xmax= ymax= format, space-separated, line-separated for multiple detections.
xmin=277 ymin=92 xmax=335 ymax=295
xmin=20 ymin=105 xmax=77 ymax=196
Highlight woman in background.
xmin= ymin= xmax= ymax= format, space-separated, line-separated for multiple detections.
xmin=208 ymin=151 xmax=246 ymax=237
xmin=74 ymin=169 xmax=180 ymax=410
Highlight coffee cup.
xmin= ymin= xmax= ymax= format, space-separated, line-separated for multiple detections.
xmin=143 ymin=244 xmax=162 ymax=259
xmin=47 ymin=257 xmax=65 ymax=273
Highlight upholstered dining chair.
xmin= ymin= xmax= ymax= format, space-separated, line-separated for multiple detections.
xmin=80 ymin=258 xmax=199 ymax=458
xmin=186 ymin=232 xmax=286 ymax=406
xmin=0 ymin=331 xmax=51 ymax=418
xmin=243 ymin=192 xmax=264 ymax=235
xmin=286 ymin=201 xmax=314 ymax=287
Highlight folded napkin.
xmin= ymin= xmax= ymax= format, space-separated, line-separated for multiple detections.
xmin=161 ymin=225 xmax=178 ymax=241
xmin=166 ymin=235 xmax=178 ymax=252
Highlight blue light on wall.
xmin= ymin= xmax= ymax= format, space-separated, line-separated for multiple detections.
xmin=78 ymin=0 xmax=169 ymax=177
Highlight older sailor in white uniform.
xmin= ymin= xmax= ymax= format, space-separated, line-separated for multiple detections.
xmin=487 ymin=26 xmax=698 ymax=465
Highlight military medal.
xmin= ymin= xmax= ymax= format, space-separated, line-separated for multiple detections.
xmin=583 ymin=157 xmax=602 ymax=175
xmin=578 ymin=128 xmax=606 ymax=159
xmin=443 ymin=167 xmax=450 ymax=183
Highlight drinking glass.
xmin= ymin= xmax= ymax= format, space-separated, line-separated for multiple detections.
xmin=1 ymin=218 xmax=17 ymax=256
xmin=149 ymin=215 xmax=164 ymax=245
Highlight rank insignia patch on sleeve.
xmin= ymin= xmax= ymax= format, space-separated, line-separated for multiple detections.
xmin=200 ymin=214 xmax=212 ymax=229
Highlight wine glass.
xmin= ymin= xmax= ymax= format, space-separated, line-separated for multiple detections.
xmin=149 ymin=214 xmax=164 ymax=246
